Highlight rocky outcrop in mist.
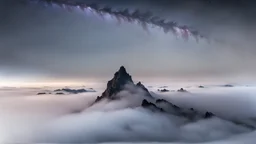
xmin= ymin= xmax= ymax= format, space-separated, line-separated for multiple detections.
xmin=92 ymin=66 xmax=256 ymax=129
xmin=158 ymin=89 xmax=170 ymax=92
xmin=94 ymin=66 xmax=214 ymax=121
xmin=177 ymin=88 xmax=187 ymax=92
xmin=136 ymin=82 xmax=152 ymax=97
xmin=95 ymin=66 xmax=151 ymax=102
xmin=153 ymin=98 xmax=215 ymax=120
xmin=141 ymin=99 xmax=164 ymax=112
xmin=54 ymin=88 xmax=96 ymax=94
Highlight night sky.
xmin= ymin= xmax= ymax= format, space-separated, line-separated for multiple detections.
xmin=1 ymin=0 xmax=256 ymax=86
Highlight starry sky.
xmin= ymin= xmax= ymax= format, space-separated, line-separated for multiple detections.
xmin=1 ymin=0 xmax=256 ymax=86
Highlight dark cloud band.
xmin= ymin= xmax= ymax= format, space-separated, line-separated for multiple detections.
xmin=29 ymin=0 xmax=211 ymax=43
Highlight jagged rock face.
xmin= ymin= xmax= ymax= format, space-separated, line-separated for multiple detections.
xmin=141 ymin=99 xmax=152 ymax=107
xmin=95 ymin=66 xmax=138 ymax=102
xmin=93 ymin=67 xmax=255 ymax=129
xmin=101 ymin=66 xmax=133 ymax=98
xmin=95 ymin=66 xmax=153 ymax=103
xmin=136 ymin=82 xmax=152 ymax=97
xmin=141 ymin=99 xmax=164 ymax=112
xmin=144 ymin=98 xmax=215 ymax=121
xmin=156 ymin=99 xmax=180 ymax=110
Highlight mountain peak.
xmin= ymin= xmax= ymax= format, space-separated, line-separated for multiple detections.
xmin=114 ymin=66 xmax=130 ymax=78
xmin=119 ymin=66 xmax=126 ymax=73
xmin=98 ymin=66 xmax=133 ymax=100
xmin=94 ymin=66 xmax=152 ymax=103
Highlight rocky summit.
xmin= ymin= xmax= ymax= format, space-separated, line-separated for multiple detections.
xmin=92 ymin=66 xmax=256 ymax=129
xmin=95 ymin=66 xmax=213 ymax=120
xmin=95 ymin=66 xmax=151 ymax=102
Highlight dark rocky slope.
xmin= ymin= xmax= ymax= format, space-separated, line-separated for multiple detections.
xmin=95 ymin=66 xmax=152 ymax=102
xmin=92 ymin=66 xmax=256 ymax=129
xmin=93 ymin=66 xmax=213 ymax=120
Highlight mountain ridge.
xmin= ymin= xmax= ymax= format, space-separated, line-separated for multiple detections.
xmin=91 ymin=66 xmax=256 ymax=129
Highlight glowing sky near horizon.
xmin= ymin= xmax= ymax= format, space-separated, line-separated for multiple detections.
xmin=1 ymin=0 xmax=256 ymax=85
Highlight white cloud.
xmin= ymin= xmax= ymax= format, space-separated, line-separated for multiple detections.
xmin=0 ymin=85 xmax=255 ymax=143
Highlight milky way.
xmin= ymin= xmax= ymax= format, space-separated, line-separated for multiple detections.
xmin=28 ymin=0 xmax=213 ymax=43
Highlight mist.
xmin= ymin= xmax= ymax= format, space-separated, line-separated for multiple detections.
xmin=1 ymin=0 xmax=256 ymax=143
xmin=1 ymin=84 xmax=256 ymax=143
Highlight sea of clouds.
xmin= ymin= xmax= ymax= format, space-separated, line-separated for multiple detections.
xmin=0 ymin=84 xmax=256 ymax=143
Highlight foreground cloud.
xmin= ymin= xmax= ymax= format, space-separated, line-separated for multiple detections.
xmin=1 ymin=67 xmax=256 ymax=143
xmin=1 ymin=85 xmax=255 ymax=143
xmin=32 ymin=105 xmax=249 ymax=143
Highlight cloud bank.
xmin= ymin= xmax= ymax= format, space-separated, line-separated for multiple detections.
xmin=0 ymin=85 xmax=256 ymax=143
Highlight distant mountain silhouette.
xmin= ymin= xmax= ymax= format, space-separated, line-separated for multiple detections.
xmin=223 ymin=84 xmax=234 ymax=87
xmin=54 ymin=88 xmax=96 ymax=94
xmin=37 ymin=92 xmax=47 ymax=95
xmin=177 ymin=88 xmax=187 ymax=92
xmin=158 ymin=88 xmax=170 ymax=92
xmin=37 ymin=88 xmax=96 ymax=95
xmin=198 ymin=86 xmax=205 ymax=88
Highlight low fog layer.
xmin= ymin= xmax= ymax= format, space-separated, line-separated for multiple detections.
xmin=1 ymin=85 xmax=256 ymax=143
